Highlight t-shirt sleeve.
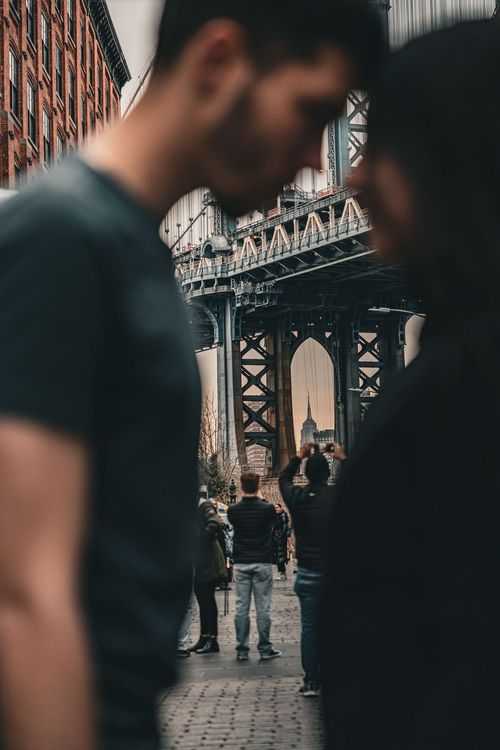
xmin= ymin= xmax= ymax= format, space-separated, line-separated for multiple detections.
xmin=0 ymin=205 xmax=106 ymax=436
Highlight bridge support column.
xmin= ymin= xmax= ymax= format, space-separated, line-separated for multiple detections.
xmin=335 ymin=310 xmax=408 ymax=454
xmin=267 ymin=323 xmax=296 ymax=473
xmin=216 ymin=298 xmax=247 ymax=472
xmin=335 ymin=313 xmax=363 ymax=455
xmin=380 ymin=313 xmax=407 ymax=384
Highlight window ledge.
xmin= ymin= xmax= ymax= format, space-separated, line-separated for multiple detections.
xmin=9 ymin=5 xmax=21 ymax=26
xmin=9 ymin=111 xmax=22 ymax=130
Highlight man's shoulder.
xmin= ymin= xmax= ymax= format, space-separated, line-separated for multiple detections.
xmin=1 ymin=168 xmax=96 ymax=243
xmin=256 ymin=499 xmax=276 ymax=516
xmin=0 ymin=160 xmax=120 ymax=244
xmin=228 ymin=501 xmax=244 ymax=515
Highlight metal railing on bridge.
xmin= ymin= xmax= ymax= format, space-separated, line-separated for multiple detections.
xmin=175 ymin=193 xmax=371 ymax=292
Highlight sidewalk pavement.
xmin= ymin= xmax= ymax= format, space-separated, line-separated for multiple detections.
xmin=159 ymin=571 xmax=324 ymax=750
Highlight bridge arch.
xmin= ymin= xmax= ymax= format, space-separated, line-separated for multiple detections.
xmin=187 ymin=301 xmax=221 ymax=352
xmin=291 ymin=337 xmax=336 ymax=449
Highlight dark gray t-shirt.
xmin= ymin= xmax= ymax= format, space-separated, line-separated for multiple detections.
xmin=0 ymin=159 xmax=201 ymax=749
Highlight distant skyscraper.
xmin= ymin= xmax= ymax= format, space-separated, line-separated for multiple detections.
xmin=300 ymin=395 xmax=319 ymax=447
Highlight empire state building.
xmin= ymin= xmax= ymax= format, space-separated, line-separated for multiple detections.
xmin=300 ymin=395 xmax=318 ymax=447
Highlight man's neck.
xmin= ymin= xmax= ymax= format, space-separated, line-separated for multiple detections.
xmin=86 ymin=84 xmax=202 ymax=223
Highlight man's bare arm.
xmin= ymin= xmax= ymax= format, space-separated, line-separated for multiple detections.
xmin=0 ymin=420 xmax=94 ymax=750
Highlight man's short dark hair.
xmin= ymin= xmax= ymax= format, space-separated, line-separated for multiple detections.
xmin=241 ymin=471 xmax=260 ymax=495
xmin=154 ymin=0 xmax=387 ymax=89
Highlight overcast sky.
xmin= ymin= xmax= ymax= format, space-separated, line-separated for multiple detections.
xmin=107 ymin=0 xmax=163 ymax=108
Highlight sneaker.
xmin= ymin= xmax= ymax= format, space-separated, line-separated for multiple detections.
xmin=260 ymin=649 xmax=282 ymax=660
xmin=176 ymin=649 xmax=191 ymax=659
xmin=236 ymin=652 xmax=249 ymax=662
xmin=298 ymin=683 xmax=320 ymax=698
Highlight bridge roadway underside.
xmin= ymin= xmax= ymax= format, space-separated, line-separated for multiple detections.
xmin=187 ymin=251 xmax=415 ymax=475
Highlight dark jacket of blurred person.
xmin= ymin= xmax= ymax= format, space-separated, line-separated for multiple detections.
xmin=321 ymin=21 xmax=500 ymax=750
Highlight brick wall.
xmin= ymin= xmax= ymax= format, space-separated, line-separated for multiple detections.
xmin=0 ymin=0 xmax=128 ymax=188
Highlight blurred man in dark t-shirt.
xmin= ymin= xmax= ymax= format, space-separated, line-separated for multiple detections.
xmin=0 ymin=1 xmax=384 ymax=748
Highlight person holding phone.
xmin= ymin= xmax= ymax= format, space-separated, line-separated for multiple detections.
xmin=278 ymin=442 xmax=344 ymax=697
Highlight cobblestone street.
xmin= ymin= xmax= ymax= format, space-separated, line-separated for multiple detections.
xmin=159 ymin=574 xmax=324 ymax=750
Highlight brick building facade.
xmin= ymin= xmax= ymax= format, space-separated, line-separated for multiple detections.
xmin=0 ymin=0 xmax=130 ymax=188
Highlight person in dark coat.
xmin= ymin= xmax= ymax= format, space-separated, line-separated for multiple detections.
xmin=320 ymin=21 xmax=500 ymax=750
xmin=272 ymin=503 xmax=290 ymax=580
xmin=191 ymin=499 xmax=227 ymax=655
xmin=280 ymin=444 xmax=335 ymax=697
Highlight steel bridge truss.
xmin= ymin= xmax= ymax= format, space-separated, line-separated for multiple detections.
xmin=194 ymin=295 xmax=410 ymax=474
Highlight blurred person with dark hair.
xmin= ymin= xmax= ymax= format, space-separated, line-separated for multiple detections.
xmin=0 ymin=0 xmax=385 ymax=748
xmin=227 ymin=473 xmax=280 ymax=661
xmin=279 ymin=442 xmax=339 ymax=698
xmin=321 ymin=20 xmax=500 ymax=750
xmin=273 ymin=502 xmax=290 ymax=581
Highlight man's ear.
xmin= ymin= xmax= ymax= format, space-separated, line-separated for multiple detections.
xmin=181 ymin=19 xmax=252 ymax=96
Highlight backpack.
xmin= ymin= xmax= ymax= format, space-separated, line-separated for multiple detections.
xmin=218 ymin=523 xmax=233 ymax=559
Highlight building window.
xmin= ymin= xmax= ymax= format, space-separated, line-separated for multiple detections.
xmin=57 ymin=131 xmax=65 ymax=162
xmin=97 ymin=63 xmax=102 ymax=107
xmin=9 ymin=49 xmax=19 ymax=119
xmin=56 ymin=43 xmax=63 ymax=99
xmin=41 ymin=14 xmax=50 ymax=73
xmin=81 ymin=95 xmax=86 ymax=139
xmin=105 ymin=88 xmax=110 ymax=122
xmin=67 ymin=0 xmax=74 ymax=39
xmin=43 ymin=109 xmax=51 ymax=163
xmin=80 ymin=21 xmax=85 ymax=70
xmin=55 ymin=0 xmax=62 ymax=14
xmin=88 ymin=43 xmax=94 ymax=86
xmin=68 ymin=69 xmax=76 ymax=122
xmin=27 ymin=79 xmax=36 ymax=142
xmin=26 ymin=0 xmax=35 ymax=44
xmin=90 ymin=111 xmax=95 ymax=133
xmin=10 ymin=0 xmax=19 ymax=14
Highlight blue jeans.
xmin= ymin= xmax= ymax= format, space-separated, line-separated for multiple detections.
xmin=234 ymin=563 xmax=274 ymax=655
xmin=294 ymin=567 xmax=323 ymax=686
